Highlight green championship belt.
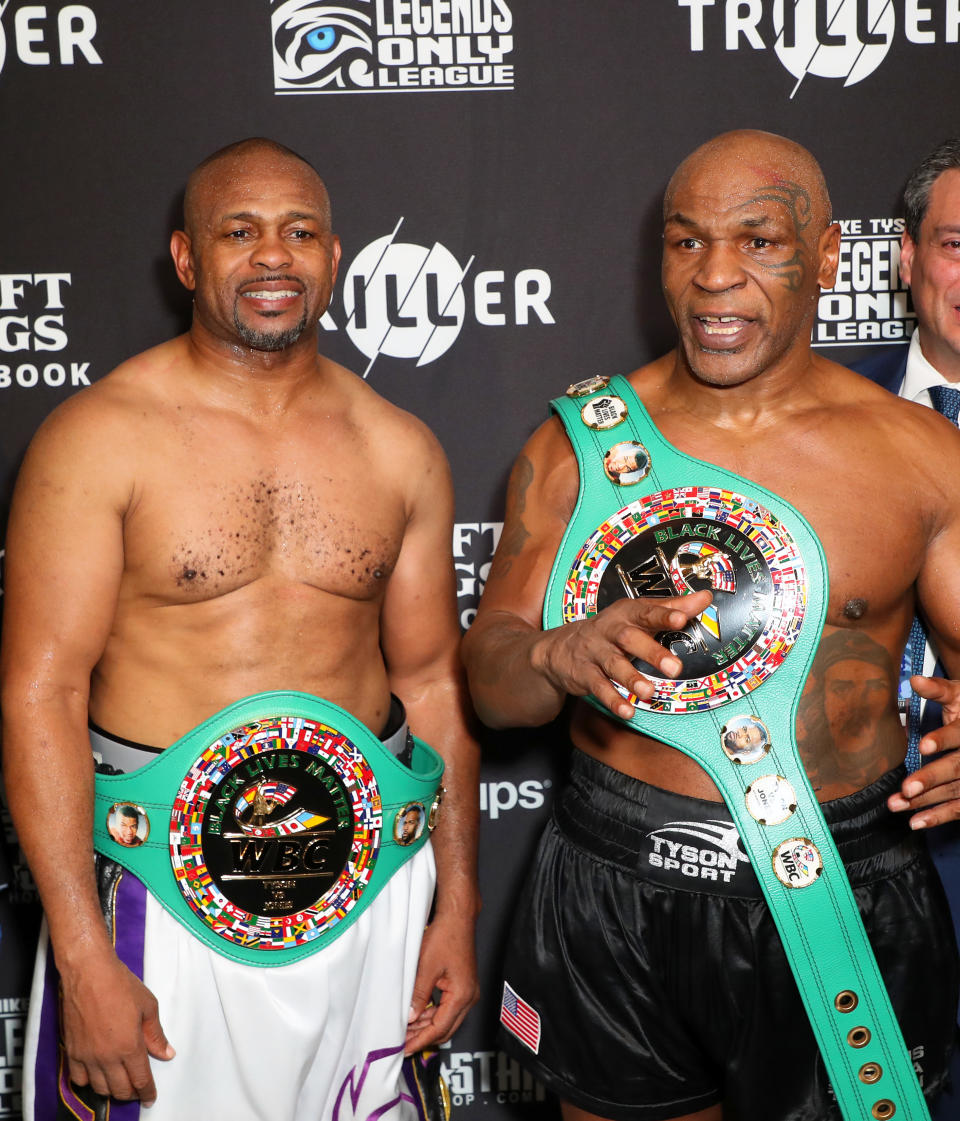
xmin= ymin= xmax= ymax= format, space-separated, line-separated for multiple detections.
xmin=92 ymin=691 xmax=444 ymax=967
xmin=543 ymin=374 xmax=927 ymax=1121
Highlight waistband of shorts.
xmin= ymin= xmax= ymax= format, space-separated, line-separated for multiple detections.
xmin=555 ymin=749 xmax=921 ymax=897
xmin=90 ymin=694 xmax=412 ymax=763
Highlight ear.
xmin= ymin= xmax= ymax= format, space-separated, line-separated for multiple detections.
xmin=170 ymin=230 xmax=196 ymax=291
xmin=330 ymin=235 xmax=343 ymax=287
xmin=899 ymin=231 xmax=915 ymax=289
xmin=816 ymin=222 xmax=842 ymax=289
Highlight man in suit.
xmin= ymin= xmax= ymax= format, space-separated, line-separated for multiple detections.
xmin=854 ymin=137 xmax=960 ymax=797
xmin=853 ymin=137 xmax=960 ymax=1118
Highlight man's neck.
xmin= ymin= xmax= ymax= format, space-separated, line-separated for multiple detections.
xmin=661 ymin=347 xmax=824 ymax=430
xmin=182 ymin=325 xmax=327 ymax=413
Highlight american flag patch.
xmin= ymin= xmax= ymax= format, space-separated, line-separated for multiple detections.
xmin=500 ymin=981 xmax=541 ymax=1054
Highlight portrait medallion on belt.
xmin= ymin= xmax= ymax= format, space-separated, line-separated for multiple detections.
xmin=169 ymin=716 xmax=381 ymax=951
xmin=561 ymin=486 xmax=807 ymax=713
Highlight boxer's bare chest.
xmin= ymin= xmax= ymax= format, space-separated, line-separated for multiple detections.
xmin=646 ymin=410 xmax=927 ymax=630
xmin=120 ymin=412 xmax=407 ymax=606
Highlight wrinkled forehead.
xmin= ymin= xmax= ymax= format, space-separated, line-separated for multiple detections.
xmin=188 ymin=149 xmax=330 ymax=230
xmin=664 ymin=138 xmax=826 ymax=234
xmin=668 ymin=156 xmax=794 ymax=213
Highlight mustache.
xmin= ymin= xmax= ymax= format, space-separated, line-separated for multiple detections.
xmin=236 ymin=273 xmax=306 ymax=288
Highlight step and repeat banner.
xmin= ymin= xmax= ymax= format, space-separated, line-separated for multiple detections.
xmin=1 ymin=2 xmax=958 ymax=1116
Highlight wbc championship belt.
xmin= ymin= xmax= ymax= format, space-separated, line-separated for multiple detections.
xmin=92 ymin=692 xmax=444 ymax=966
xmin=543 ymin=374 xmax=928 ymax=1121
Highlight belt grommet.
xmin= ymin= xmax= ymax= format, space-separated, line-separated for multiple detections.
xmin=859 ymin=1062 xmax=882 ymax=1084
xmin=834 ymin=990 xmax=858 ymax=1013
xmin=847 ymin=1026 xmax=871 ymax=1048
xmin=871 ymin=1100 xmax=895 ymax=1119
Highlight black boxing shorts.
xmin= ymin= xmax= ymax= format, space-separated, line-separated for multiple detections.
xmin=499 ymin=749 xmax=958 ymax=1121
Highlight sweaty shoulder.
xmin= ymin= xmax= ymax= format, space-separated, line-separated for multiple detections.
xmin=331 ymin=363 xmax=453 ymax=514
xmin=815 ymin=357 xmax=960 ymax=520
xmin=32 ymin=337 xmax=191 ymax=438
xmin=825 ymin=356 xmax=960 ymax=453
xmin=15 ymin=339 xmax=183 ymax=508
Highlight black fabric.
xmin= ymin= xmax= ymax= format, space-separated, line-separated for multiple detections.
xmin=500 ymin=750 xmax=958 ymax=1121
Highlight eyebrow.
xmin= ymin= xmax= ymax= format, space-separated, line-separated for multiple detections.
xmin=663 ymin=210 xmax=783 ymax=230
xmin=932 ymin=224 xmax=960 ymax=237
xmin=218 ymin=209 xmax=322 ymax=224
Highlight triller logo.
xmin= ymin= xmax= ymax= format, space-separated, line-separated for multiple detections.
xmin=272 ymin=0 xmax=514 ymax=94
xmin=0 ymin=2 xmax=101 ymax=78
xmin=679 ymin=0 xmax=960 ymax=98
xmin=322 ymin=219 xmax=554 ymax=376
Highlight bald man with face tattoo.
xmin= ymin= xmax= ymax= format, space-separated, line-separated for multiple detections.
xmin=464 ymin=130 xmax=960 ymax=1121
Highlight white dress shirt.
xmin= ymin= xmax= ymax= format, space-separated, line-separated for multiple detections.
xmin=901 ymin=328 xmax=957 ymax=407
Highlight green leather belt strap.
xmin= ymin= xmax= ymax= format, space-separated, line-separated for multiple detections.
xmin=93 ymin=691 xmax=444 ymax=967
xmin=543 ymin=374 xmax=927 ymax=1121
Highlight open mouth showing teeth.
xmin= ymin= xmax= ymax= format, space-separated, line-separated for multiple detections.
xmin=242 ymin=290 xmax=300 ymax=301
xmin=698 ymin=316 xmax=746 ymax=336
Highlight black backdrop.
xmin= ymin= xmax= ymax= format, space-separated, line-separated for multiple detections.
xmin=1 ymin=2 xmax=958 ymax=1116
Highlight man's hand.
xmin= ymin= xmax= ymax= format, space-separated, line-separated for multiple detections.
xmin=405 ymin=909 xmax=479 ymax=1055
xmin=530 ymin=590 xmax=713 ymax=721
xmin=888 ymin=674 xmax=960 ymax=828
xmin=59 ymin=948 xmax=175 ymax=1105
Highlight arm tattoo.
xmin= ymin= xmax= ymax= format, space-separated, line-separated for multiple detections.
xmin=490 ymin=454 xmax=534 ymax=579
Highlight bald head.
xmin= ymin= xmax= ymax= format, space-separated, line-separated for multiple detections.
xmin=664 ymin=130 xmax=832 ymax=238
xmin=183 ymin=138 xmax=332 ymax=237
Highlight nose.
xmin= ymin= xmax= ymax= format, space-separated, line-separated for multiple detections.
xmin=694 ymin=241 xmax=746 ymax=293
xmin=251 ymin=228 xmax=293 ymax=270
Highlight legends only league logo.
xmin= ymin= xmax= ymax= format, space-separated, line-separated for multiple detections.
xmin=679 ymin=0 xmax=960 ymax=99
xmin=271 ymin=0 xmax=514 ymax=93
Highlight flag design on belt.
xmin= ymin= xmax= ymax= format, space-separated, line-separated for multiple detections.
xmin=236 ymin=781 xmax=296 ymax=814
xmin=234 ymin=780 xmax=331 ymax=836
xmin=500 ymin=981 xmax=541 ymax=1054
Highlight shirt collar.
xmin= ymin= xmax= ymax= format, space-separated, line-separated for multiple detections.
xmin=901 ymin=328 xmax=954 ymax=404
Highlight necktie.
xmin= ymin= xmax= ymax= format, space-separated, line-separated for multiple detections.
xmin=929 ymin=384 xmax=960 ymax=422
xmin=904 ymin=383 xmax=960 ymax=769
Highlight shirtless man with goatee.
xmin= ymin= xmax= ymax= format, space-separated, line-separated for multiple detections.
xmin=3 ymin=137 xmax=479 ymax=1121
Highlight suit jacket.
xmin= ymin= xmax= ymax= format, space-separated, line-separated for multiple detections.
xmin=850 ymin=342 xmax=960 ymax=1056
xmin=849 ymin=344 xmax=909 ymax=393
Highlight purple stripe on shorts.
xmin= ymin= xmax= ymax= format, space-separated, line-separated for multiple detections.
xmin=113 ymin=867 xmax=147 ymax=984
xmin=401 ymin=1055 xmax=429 ymax=1121
xmin=35 ymin=868 xmax=149 ymax=1120
xmin=32 ymin=940 xmax=62 ymax=1120
xmin=57 ymin=1066 xmax=95 ymax=1120
xmin=103 ymin=869 xmax=148 ymax=1121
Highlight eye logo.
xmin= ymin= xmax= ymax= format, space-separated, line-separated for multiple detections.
xmin=272 ymin=0 xmax=374 ymax=91
xmin=773 ymin=0 xmax=894 ymax=96
xmin=306 ymin=26 xmax=336 ymax=51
